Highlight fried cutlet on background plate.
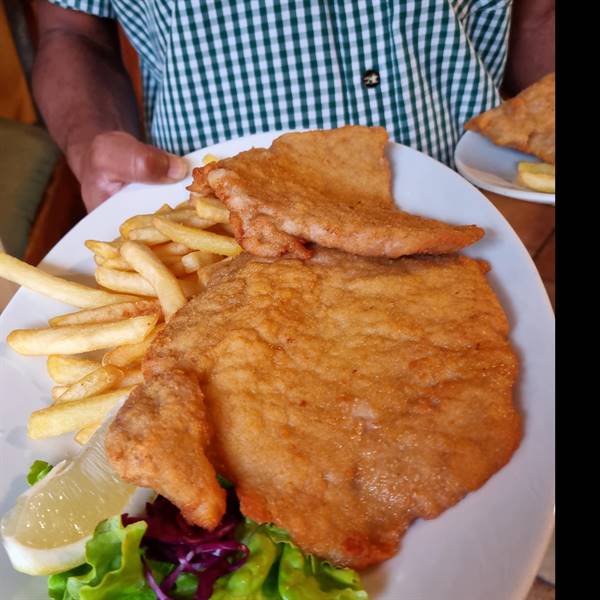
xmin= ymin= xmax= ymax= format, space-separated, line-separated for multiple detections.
xmin=106 ymin=248 xmax=521 ymax=570
xmin=464 ymin=72 xmax=555 ymax=165
xmin=189 ymin=127 xmax=483 ymax=258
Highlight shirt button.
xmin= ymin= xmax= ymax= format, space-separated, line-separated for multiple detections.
xmin=363 ymin=69 xmax=380 ymax=88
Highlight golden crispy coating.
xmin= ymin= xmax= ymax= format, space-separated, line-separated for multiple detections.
xmin=106 ymin=370 xmax=226 ymax=529
xmin=107 ymin=249 xmax=520 ymax=569
xmin=465 ymin=72 xmax=555 ymax=164
xmin=189 ymin=127 xmax=483 ymax=258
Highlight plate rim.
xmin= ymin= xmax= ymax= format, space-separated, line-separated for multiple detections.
xmin=455 ymin=131 xmax=555 ymax=205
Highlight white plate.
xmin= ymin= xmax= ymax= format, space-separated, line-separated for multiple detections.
xmin=455 ymin=131 xmax=555 ymax=205
xmin=0 ymin=132 xmax=555 ymax=600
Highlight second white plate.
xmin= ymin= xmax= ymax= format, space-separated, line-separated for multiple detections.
xmin=455 ymin=131 xmax=555 ymax=204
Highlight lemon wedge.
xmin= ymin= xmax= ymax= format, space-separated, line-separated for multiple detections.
xmin=516 ymin=161 xmax=555 ymax=193
xmin=0 ymin=420 xmax=154 ymax=575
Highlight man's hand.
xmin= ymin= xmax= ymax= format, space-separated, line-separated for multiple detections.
xmin=33 ymin=3 xmax=189 ymax=211
xmin=75 ymin=132 xmax=189 ymax=211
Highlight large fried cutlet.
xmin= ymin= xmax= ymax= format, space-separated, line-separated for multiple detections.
xmin=106 ymin=249 xmax=521 ymax=569
xmin=465 ymin=72 xmax=555 ymax=164
xmin=188 ymin=126 xmax=483 ymax=258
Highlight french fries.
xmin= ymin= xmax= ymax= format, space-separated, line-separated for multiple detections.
xmin=153 ymin=216 xmax=242 ymax=256
xmin=95 ymin=267 xmax=157 ymax=296
xmin=120 ymin=367 xmax=143 ymax=386
xmin=179 ymin=275 xmax=202 ymax=298
xmin=181 ymin=250 xmax=221 ymax=273
xmin=516 ymin=162 xmax=555 ymax=193
xmin=94 ymin=255 xmax=134 ymax=271
xmin=171 ymin=211 xmax=216 ymax=229
xmin=47 ymin=356 xmax=101 ymax=384
xmin=8 ymin=314 xmax=158 ymax=355
xmin=127 ymin=226 xmax=171 ymax=245
xmin=197 ymin=257 xmax=234 ymax=286
xmin=156 ymin=254 xmax=185 ymax=267
xmin=119 ymin=205 xmax=190 ymax=238
xmin=175 ymin=199 xmax=194 ymax=209
xmin=0 ymin=253 xmax=137 ymax=307
xmin=74 ymin=421 xmax=101 ymax=445
xmin=96 ymin=269 xmax=197 ymax=299
xmin=102 ymin=324 xmax=164 ymax=368
xmin=118 ymin=204 xmax=173 ymax=237
xmin=49 ymin=299 xmax=161 ymax=327
xmin=85 ymin=240 xmax=121 ymax=259
xmin=52 ymin=386 xmax=68 ymax=401
xmin=120 ymin=214 xmax=167 ymax=238
xmin=28 ymin=386 xmax=135 ymax=439
xmin=194 ymin=196 xmax=230 ymax=223
xmin=167 ymin=261 xmax=188 ymax=278
xmin=152 ymin=242 xmax=192 ymax=258
xmin=208 ymin=222 xmax=235 ymax=237
xmin=120 ymin=241 xmax=186 ymax=321
xmin=123 ymin=212 xmax=216 ymax=240
xmin=54 ymin=365 xmax=123 ymax=404
xmin=2 ymin=184 xmax=235 ymax=443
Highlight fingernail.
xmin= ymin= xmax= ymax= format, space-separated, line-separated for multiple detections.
xmin=168 ymin=156 xmax=188 ymax=180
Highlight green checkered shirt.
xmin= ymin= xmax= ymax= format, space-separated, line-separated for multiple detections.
xmin=50 ymin=0 xmax=511 ymax=165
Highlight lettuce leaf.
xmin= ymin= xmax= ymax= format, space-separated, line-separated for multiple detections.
xmin=211 ymin=520 xmax=368 ymax=600
xmin=46 ymin=515 xmax=207 ymax=600
xmin=26 ymin=460 xmax=53 ymax=486
xmin=45 ymin=508 xmax=367 ymax=599
xmin=47 ymin=517 xmax=156 ymax=600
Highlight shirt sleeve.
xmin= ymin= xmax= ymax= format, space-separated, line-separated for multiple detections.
xmin=47 ymin=0 xmax=116 ymax=19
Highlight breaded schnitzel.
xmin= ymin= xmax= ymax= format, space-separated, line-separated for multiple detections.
xmin=189 ymin=127 xmax=484 ymax=258
xmin=103 ymin=371 xmax=226 ymax=529
xmin=465 ymin=72 xmax=555 ymax=164
xmin=106 ymin=249 xmax=521 ymax=569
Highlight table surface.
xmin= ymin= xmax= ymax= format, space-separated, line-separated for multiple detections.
xmin=0 ymin=190 xmax=556 ymax=598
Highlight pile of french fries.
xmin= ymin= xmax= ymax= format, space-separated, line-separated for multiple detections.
xmin=0 ymin=154 xmax=238 ymax=444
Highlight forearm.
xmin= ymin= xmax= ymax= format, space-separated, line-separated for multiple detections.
xmin=32 ymin=16 xmax=140 ymax=178
xmin=503 ymin=0 xmax=555 ymax=96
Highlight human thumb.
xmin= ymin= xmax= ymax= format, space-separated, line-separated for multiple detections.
xmin=165 ymin=153 xmax=189 ymax=181
xmin=121 ymin=135 xmax=189 ymax=183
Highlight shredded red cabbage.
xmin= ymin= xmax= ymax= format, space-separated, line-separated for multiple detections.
xmin=123 ymin=491 xmax=248 ymax=600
